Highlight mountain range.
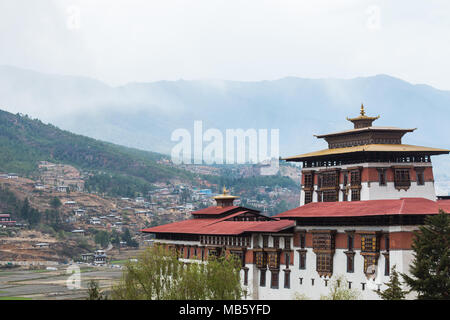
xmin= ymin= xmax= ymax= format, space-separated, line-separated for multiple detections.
xmin=0 ymin=65 xmax=449 ymax=193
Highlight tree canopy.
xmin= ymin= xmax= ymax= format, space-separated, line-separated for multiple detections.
xmin=402 ymin=209 xmax=450 ymax=300
xmin=111 ymin=246 xmax=245 ymax=300
xmin=376 ymin=265 xmax=407 ymax=300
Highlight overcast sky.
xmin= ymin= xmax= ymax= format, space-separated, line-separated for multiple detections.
xmin=1 ymin=0 xmax=450 ymax=89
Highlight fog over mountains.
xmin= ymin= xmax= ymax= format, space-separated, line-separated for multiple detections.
xmin=1 ymin=65 xmax=449 ymax=193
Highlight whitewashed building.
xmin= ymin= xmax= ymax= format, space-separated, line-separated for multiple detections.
xmin=141 ymin=108 xmax=450 ymax=300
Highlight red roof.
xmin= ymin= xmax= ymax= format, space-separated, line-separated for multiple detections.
xmin=141 ymin=215 xmax=294 ymax=236
xmin=191 ymin=206 xmax=241 ymax=215
xmin=274 ymin=198 xmax=450 ymax=219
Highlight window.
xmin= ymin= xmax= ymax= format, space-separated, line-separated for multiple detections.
xmin=378 ymin=169 xmax=387 ymax=186
xmin=304 ymin=191 xmax=313 ymax=204
xmin=384 ymin=254 xmax=390 ymax=276
xmin=231 ymin=251 xmax=245 ymax=267
xmin=394 ymin=169 xmax=411 ymax=188
xmin=304 ymin=173 xmax=313 ymax=188
xmin=260 ymin=269 xmax=266 ymax=286
xmin=347 ymin=234 xmax=354 ymax=251
xmin=273 ymin=236 xmax=279 ymax=249
xmin=268 ymin=252 xmax=280 ymax=269
xmin=361 ymin=235 xmax=378 ymax=253
xmin=285 ymin=253 xmax=290 ymax=268
xmin=312 ymin=231 xmax=336 ymax=276
xmin=316 ymin=253 xmax=333 ymax=275
xmin=299 ymin=251 xmax=306 ymax=270
xmin=300 ymin=233 xmax=306 ymax=248
xmin=201 ymin=248 xmax=205 ymax=261
xmin=255 ymin=252 xmax=267 ymax=268
xmin=284 ymin=271 xmax=290 ymax=289
xmin=263 ymin=236 xmax=269 ymax=248
xmin=321 ymin=172 xmax=339 ymax=188
xmin=243 ymin=268 xmax=248 ymax=286
xmin=284 ymin=237 xmax=291 ymax=250
xmin=323 ymin=190 xmax=338 ymax=202
xmin=271 ymin=271 xmax=279 ymax=289
xmin=416 ymin=169 xmax=425 ymax=186
xmin=346 ymin=255 xmax=354 ymax=273
xmin=351 ymin=189 xmax=360 ymax=201
xmin=350 ymin=170 xmax=361 ymax=186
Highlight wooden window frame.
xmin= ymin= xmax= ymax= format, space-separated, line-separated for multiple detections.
xmin=260 ymin=269 xmax=266 ymax=287
xmin=351 ymin=189 xmax=360 ymax=201
xmin=304 ymin=191 xmax=313 ymax=204
xmin=270 ymin=271 xmax=279 ymax=289
xmin=394 ymin=168 xmax=411 ymax=189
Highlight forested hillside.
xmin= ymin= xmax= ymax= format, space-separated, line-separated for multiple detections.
xmin=0 ymin=109 xmax=194 ymax=186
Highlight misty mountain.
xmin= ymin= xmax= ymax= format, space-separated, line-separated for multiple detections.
xmin=0 ymin=109 xmax=195 ymax=191
xmin=1 ymin=65 xmax=449 ymax=193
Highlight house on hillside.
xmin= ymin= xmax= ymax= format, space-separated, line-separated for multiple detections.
xmin=73 ymin=209 xmax=86 ymax=217
xmin=81 ymin=253 xmax=94 ymax=263
xmin=57 ymin=186 xmax=69 ymax=193
xmin=34 ymin=243 xmax=50 ymax=249
xmin=0 ymin=214 xmax=16 ymax=226
xmin=34 ymin=184 xmax=46 ymax=190
xmin=89 ymin=217 xmax=101 ymax=225
xmin=71 ymin=229 xmax=85 ymax=236
xmin=94 ymin=250 xmax=107 ymax=265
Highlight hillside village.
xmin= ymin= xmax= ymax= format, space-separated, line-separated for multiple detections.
xmin=0 ymin=160 xmax=301 ymax=268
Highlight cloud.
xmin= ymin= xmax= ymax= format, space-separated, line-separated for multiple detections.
xmin=0 ymin=0 xmax=449 ymax=89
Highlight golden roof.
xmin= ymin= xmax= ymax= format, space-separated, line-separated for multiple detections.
xmin=213 ymin=186 xmax=239 ymax=200
xmin=283 ymin=144 xmax=450 ymax=161
xmin=346 ymin=104 xmax=380 ymax=122
xmin=315 ymin=126 xmax=416 ymax=138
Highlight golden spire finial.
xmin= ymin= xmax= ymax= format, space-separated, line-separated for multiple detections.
xmin=222 ymin=186 xmax=229 ymax=195
xmin=360 ymin=103 xmax=365 ymax=116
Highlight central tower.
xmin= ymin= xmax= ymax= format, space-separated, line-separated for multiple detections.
xmin=284 ymin=104 xmax=449 ymax=205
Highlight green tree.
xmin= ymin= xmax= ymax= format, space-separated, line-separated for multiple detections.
xmin=320 ymin=275 xmax=361 ymax=300
xmin=180 ymin=188 xmax=191 ymax=204
xmin=19 ymin=198 xmax=41 ymax=226
xmin=50 ymin=197 xmax=62 ymax=210
xmin=87 ymin=280 xmax=107 ymax=300
xmin=402 ymin=209 xmax=450 ymax=300
xmin=121 ymin=228 xmax=138 ymax=248
xmin=20 ymin=198 xmax=30 ymax=221
xmin=94 ymin=230 xmax=110 ymax=248
xmin=28 ymin=208 xmax=41 ymax=226
xmin=376 ymin=265 xmax=407 ymax=300
xmin=111 ymin=246 xmax=244 ymax=300
xmin=111 ymin=230 xmax=121 ymax=252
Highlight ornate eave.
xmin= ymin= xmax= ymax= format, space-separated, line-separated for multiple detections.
xmin=213 ymin=186 xmax=239 ymax=200
xmin=283 ymin=144 xmax=450 ymax=162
